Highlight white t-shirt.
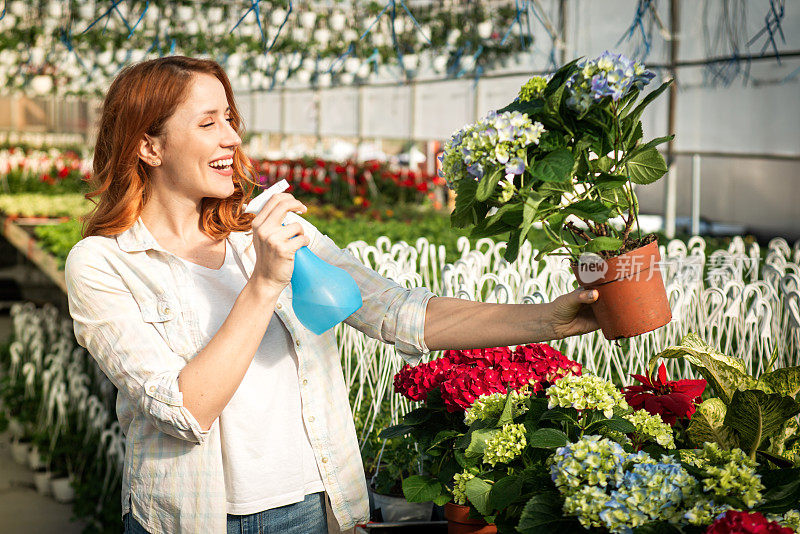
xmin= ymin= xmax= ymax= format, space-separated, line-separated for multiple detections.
xmin=179 ymin=242 xmax=324 ymax=515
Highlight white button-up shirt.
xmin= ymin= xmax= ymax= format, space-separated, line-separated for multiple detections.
xmin=64 ymin=214 xmax=434 ymax=533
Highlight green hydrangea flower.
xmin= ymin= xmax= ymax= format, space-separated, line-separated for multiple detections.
xmin=546 ymin=374 xmax=629 ymax=418
xmin=452 ymin=470 xmax=475 ymax=505
xmin=681 ymin=442 xmax=765 ymax=509
xmin=550 ymin=435 xmax=627 ymax=492
xmin=624 ymin=409 xmax=676 ymax=449
xmin=775 ymin=509 xmax=800 ymax=532
xmin=563 ymin=486 xmax=611 ymax=529
xmin=517 ymin=76 xmax=547 ymax=102
xmin=682 ymin=498 xmax=731 ymax=526
xmin=463 ymin=389 xmax=529 ymax=426
xmin=483 ymin=423 xmax=527 ymax=466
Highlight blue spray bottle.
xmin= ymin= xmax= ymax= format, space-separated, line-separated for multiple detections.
xmin=245 ymin=180 xmax=363 ymax=334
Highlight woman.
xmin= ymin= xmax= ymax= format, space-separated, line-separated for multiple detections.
xmin=65 ymin=56 xmax=599 ymax=534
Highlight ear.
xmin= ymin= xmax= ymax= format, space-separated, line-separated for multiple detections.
xmin=138 ymin=134 xmax=162 ymax=167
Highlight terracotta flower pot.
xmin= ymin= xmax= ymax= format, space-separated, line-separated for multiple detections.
xmin=572 ymin=240 xmax=672 ymax=340
xmin=444 ymin=502 xmax=496 ymax=534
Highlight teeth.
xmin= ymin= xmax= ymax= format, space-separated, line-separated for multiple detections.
xmin=209 ymin=158 xmax=233 ymax=168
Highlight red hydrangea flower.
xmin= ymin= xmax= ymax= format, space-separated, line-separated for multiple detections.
xmin=622 ymin=363 xmax=706 ymax=425
xmin=705 ymin=510 xmax=793 ymax=534
xmin=393 ymin=344 xmax=581 ymax=412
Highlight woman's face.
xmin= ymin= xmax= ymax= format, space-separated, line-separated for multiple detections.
xmin=150 ymin=73 xmax=242 ymax=202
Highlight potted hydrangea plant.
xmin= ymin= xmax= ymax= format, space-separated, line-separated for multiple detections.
xmin=441 ymin=52 xmax=674 ymax=340
xmin=381 ymin=343 xmax=583 ymax=533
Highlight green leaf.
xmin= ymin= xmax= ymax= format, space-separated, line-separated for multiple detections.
xmin=626 ymin=147 xmax=668 ymax=185
xmin=625 ymin=121 xmax=644 ymax=148
xmin=503 ymin=229 xmax=523 ymax=263
xmin=626 ymin=79 xmax=672 ymax=125
xmin=563 ymin=199 xmax=612 ymax=223
xmin=476 ymin=167 xmax=505 ymax=202
xmin=594 ymin=156 xmax=614 ymax=174
xmin=433 ymin=494 xmax=451 ymax=506
xmin=517 ymin=492 xmax=574 ymax=533
xmin=545 ymin=59 xmax=581 ymax=97
xmin=652 ymin=333 xmax=755 ymax=404
xmin=488 ymin=475 xmax=524 ymax=511
xmin=586 ymin=237 xmax=623 ymax=253
xmin=594 ymin=172 xmax=629 ymax=191
xmin=498 ymin=391 xmax=517 ymax=426
xmin=451 ymin=179 xmax=478 ymax=228
xmin=464 ymin=477 xmax=492 ymax=516
xmin=524 ymin=398 xmax=550 ymax=426
xmin=379 ymin=424 xmax=415 ymax=439
xmin=402 ymin=475 xmax=445 ymax=503
xmin=427 ymin=430 xmax=460 ymax=451
xmin=757 ymin=367 xmax=800 ymax=398
xmin=482 ymin=202 xmax=522 ymax=228
xmin=533 ymin=241 xmax=562 ymax=262
xmin=465 ymin=428 xmax=500 ymax=458
xmin=532 ymin=148 xmax=574 ymax=182
xmin=528 ymin=428 xmax=569 ymax=449
xmin=585 ymin=416 xmax=636 ymax=435
xmin=539 ymin=407 xmax=579 ymax=425
xmin=686 ymin=398 xmax=739 ymax=449
xmin=537 ymin=131 xmax=568 ymax=152
xmin=470 ymin=221 xmax=516 ymax=240
xmin=724 ymin=389 xmax=800 ymax=457
xmin=758 ymin=467 xmax=800 ymax=513
xmin=402 ymin=408 xmax=432 ymax=425
xmin=625 ymin=134 xmax=674 ymax=162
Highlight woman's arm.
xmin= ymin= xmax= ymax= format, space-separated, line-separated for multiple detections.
xmin=423 ymin=289 xmax=600 ymax=351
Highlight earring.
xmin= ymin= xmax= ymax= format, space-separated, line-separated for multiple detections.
xmin=152 ymin=159 xmax=161 ymax=166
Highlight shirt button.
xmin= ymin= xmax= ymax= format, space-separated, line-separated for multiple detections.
xmin=308 ymin=416 xmax=315 ymax=422
xmin=148 ymin=386 xmax=155 ymax=392
xmin=302 ymin=379 xmax=308 ymax=386
xmin=321 ymin=457 xmax=328 ymax=463
xmin=276 ymin=303 xmax=282 ymax=309
xmin=295 ymin=340 xmax=301 ymax=347
xmin=163 ymin=307 xmax=170 ymax=315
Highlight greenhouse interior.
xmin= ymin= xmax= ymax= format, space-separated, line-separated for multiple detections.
xmin=0 ymin=0 xmax=798 ymax=533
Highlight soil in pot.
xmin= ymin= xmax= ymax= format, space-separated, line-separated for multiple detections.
xmin=572 ymin=238 xmax=672 ymax=340
xmin=444 ymin=502 xmax=496 ymax=534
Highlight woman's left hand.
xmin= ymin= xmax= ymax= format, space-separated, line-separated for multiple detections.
xmin=549 ymin=288 xmax=601 ymax=339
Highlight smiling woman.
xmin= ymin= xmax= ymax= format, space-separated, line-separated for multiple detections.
xmin=64 ymin=55 xmax=602 ymax=534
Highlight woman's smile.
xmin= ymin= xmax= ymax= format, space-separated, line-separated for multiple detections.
xmin=209 ymin=155 xmax=234 ymax=177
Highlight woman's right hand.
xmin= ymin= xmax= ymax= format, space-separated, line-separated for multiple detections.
xmin=249 ymin=192 xmax=309 ymax=292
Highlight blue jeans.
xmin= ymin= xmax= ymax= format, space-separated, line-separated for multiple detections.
xmin=122 ymin=492 xmax=327 ymax=534
xmin=227 ymin=492 xmax=328 ymax=534
xmin=122 ymin=512 xmax=150 ymax=534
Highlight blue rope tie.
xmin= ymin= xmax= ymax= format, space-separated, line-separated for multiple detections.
xmin=82 ymin=0 xmax=127 ymax=35
xmin=127 ymin=1 xmax=149 ymax=39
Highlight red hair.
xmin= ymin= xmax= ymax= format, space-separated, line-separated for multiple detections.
xmin=83 ymin=56 xmax=256 ymax=239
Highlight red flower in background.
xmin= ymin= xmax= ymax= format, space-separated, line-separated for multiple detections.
xmin=393 ymin=344 xmax=581 ymax=412
xmin=705 ymin=510 xmax=792 ymax=534
xmin=622 ymin=363 xmax=706 ymax=425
